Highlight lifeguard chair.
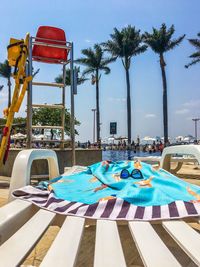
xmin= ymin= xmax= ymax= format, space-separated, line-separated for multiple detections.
xmin=0 ymin=26 xmax=76 ymax=167
xmin=27 ymin=26 xmax=76 ymax=162
xmin=32 ymin=26 xmax=68 ymax=63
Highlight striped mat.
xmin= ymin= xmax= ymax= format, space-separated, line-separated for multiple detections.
xmin=13 ymin=185 xmax=200 ymax=221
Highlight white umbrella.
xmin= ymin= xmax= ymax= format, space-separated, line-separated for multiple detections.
xmin=32 ymin=134 xmax=45 ymax=140
xmin=11 ymin=133 xmax=26 ymax=139
xmin=142 ymin=136 xmax=156 ymax=141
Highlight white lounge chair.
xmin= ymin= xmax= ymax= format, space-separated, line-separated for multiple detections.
xmin=0 ymin=148 xmax=200 ymax=267
xmin=134 ymin=145 xmax=200 ymax=173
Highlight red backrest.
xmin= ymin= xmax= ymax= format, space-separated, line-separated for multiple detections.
xmin=32 ymin=26 xmax=68 ymax=63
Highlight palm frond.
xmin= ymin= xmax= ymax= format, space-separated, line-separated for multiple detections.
xmin=101 ymin=57 xmax=117 ymax=66
xmin=99 ymin=66 xmax=111 ymax=74
xmin=143 ymin=23 xmax=185 ymax=54
xmin=77 ymin=76 xmax=88 ymax=84
xmin=188 ymin=38 xmax=200 ymax=49
xmin=32 ymin=68 xmax=40 ymax=78
xmin=185 ymin=58 xmax=200 ymax=68
xmin=82 ymin=67 xmax=95 ymax=76
xmin=0 ymin=60 xmax=11 ymax=78
xmin=166 ymin=35 xmax=185 ymax=51
xmin=131 ymin=44 xmax=148 ymax=57
xmin=186 ymin=32 xmax=200 ymax=68
xmin=103 ymin=25 xmax=146 ymax=68
xmin=55 ymin=67 xmax=87 ymax=86
xmin=189 ymin=51 xmax=200 ymax=58
xmin=55 ymin=75 xmax=63 ymax=84
xmin=76 ymin=43 xmax=113 ymax=77
xmin=75 ymin=58 xmax=91 ymax=66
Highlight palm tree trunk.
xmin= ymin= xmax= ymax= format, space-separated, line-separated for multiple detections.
xmin=96 ymin=70 xmax=100 ymax=145
xmin=7 ymin=77 xmax=11 ymax=108
xmin=125 ymin=62 xmax=131 ymax=147
xmin=160 ymin=54 xmax=168 ymax=146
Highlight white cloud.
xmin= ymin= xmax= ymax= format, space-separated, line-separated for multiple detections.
xmin=108 ymin=97 xmax=126 ymax=102
xmin=183 ymin=100 xmax=200 ymax=108
xmin=145 ymin=113 xmax=156 ymax=118
xmin=175 ymin=109 xmax=190 ymax=115
xmin=84 ymin=39 xmax=92 ymax=43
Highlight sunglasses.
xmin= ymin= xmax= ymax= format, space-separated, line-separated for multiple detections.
xmin=120 ymin=169 xmax=144 ymax=179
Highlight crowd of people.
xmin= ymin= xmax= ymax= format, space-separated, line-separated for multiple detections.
xmin=78 ymin=138 xmax=165 ymax=154
xmin=103 ymin=140 xmax=164 ymax=153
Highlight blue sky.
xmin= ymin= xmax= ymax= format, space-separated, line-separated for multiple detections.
xmin=0 ymin=0 xmax=200 ymax=141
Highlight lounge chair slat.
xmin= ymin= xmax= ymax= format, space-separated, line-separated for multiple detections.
xmin=128 ymin=221 xmax=181 ymax=267
xmin=0 ymin=209 xmax=55 ymax=267
xmin=0 ymin=199 xmax=35 ymax=245
xmin=40 ymin=216 xmax=85 ymax=267
xmin=163 ymin=221 xmax=200 ymax=266
xmin=94 ymin=220 xmax=126 ymax=267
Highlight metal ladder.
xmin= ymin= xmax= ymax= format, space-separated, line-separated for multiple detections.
xmin=26 ymin=36 xmax=75 ymax=159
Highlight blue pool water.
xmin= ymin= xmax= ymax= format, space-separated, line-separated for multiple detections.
xmin=102 ymin=150 xmax=161 ymax=161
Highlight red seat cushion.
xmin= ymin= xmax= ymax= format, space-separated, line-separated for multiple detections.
xmin=32 ymin=26 xmax=68 ymax=63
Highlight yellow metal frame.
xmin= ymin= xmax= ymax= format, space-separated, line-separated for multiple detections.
xmin=0 ymin=33 xmax=32 ymax=166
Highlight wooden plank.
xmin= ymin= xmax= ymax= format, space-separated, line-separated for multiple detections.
xmin=32 ymin=56 xmax=70 ymax=65
xmin=129 ymin=221 xmax=181 ymax=267
xmin=32 ymin=139 xmax=67 ymax=143
xmin=163 ymin=221 xmax=200 ymax=266
xmin=41 ymin=216 xmax=85 ymax=267
xmin=0 ymin=209 xmax=55 ymax=267
xmin=32 ymin=125 xmax=63 ymax=129
xmin=32 ymin=42 xmax=69 ymax=50
xmin=0 ymin=200 xmax=35 ymax=245
xmin=94 ymin=220 xmax=126 ymax=267
xmin=32 ymin=81 xmax=64 ymax=88
xmin=32 ymin=104 xmax=64 ymax=109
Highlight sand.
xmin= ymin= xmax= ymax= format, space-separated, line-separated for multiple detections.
xmin=0 ymin=163 xmax=200 ymax=267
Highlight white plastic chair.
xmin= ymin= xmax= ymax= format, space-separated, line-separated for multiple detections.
xmin=134 ymin=145 xmax=200 ymax=173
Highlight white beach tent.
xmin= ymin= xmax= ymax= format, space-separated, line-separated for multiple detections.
xmin=175 ymin=136 xmax=184 ymax=142
xmin=183 ymin=135 xmax=195 ymax=143
xmin=141 ymin=136 xmax=156 ymax=144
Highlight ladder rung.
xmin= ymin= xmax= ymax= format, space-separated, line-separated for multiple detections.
xmin=32 ymin=104 xmax=64 ymax=109
xmin=33 ymin=41 xmax=70 ymax=50
xmin=32 ymin=126 xmax=64 ymax=130
xmin=32 ymin=82 xmax=64 ymax=88
xmin=32 ymin=56 xmax=70 ymax=65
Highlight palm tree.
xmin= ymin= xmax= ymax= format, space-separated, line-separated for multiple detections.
xmin=76 ymin=44 xmax=113 ymax=143
xmin=55 ymin=66 xmax=87 ymax=85
xmin=0 ymin=60 xmax=12 ymax=108
xmin=185 ymin=33 xmax=200 ymax=68
xmin=143 ymin=24 xmax=185 ymax=145
xmin=103 ymin=26 xmax=147 ymax=146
